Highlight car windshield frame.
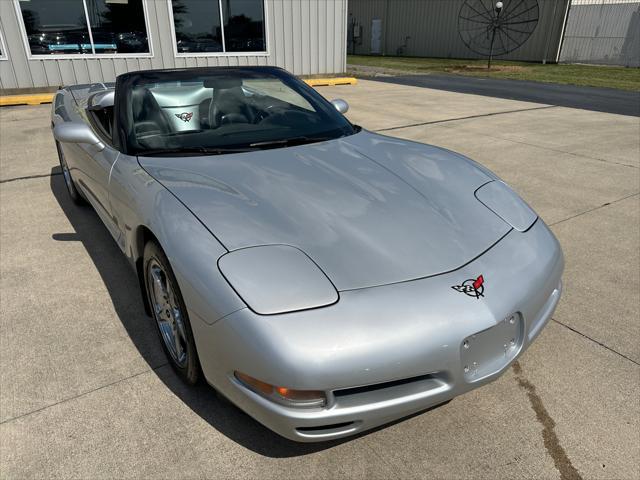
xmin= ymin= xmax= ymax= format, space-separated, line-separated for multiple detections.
xmin=114 ymin=67 xmax=357 ymax=157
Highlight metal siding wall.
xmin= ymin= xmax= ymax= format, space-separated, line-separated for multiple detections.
xmin=0 ymin=0 xmax=347 ymax=90
xmin=559 ymin=1 xmax=640 ymax=66
xmin=318 ymin=0 xmax=328 ymax=73
xmin=348 ymin=0 xmax=570 ymax=62
xmin=310 ymin=0 xmax=320 ymax=73
xmin=301 ymin=0 xmax=311 ymax=75
xmin=0 ymin=1 xmax=30 ymax=89
xmin=336 ymin=0 xmax=346 ymax=73
xmin=292 ymin=0 xmax=303 ymax=74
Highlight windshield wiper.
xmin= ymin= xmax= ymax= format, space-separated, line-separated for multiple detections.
xmin=136 ymin=135 xmax=336 ymax=156
xmin=136 ymin=146 xmax=257 ymax=157
xmin=249 ymin=135 xmax=333 ymax=149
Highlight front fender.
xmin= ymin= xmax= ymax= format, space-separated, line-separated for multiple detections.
xmin=108 ymin=153 xmax=245 ymax=325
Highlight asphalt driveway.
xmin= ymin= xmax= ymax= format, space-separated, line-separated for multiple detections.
xmin=0 ymin=79 xmax=638 ymax=479
xmin=350 ymin=70 xmax=640 ymax=117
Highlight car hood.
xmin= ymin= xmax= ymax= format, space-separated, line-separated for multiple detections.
xmin=138 ymin=131 xmax=511 ymax=291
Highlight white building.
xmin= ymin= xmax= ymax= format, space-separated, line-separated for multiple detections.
xmin=0 ymin=0 xmax=348 ymax=91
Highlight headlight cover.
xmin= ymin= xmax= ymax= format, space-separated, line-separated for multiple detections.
xmin=218 ymin=245 xmax=338 ymax=315
xmin=475 ymin=180 xmax=537 ymax=232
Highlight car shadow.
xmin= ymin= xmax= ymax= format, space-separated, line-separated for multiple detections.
xmin=50 ymin=168 xmax=445 ymax=457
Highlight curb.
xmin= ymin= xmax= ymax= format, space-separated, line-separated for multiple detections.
xmin=304 ymin=77 xmax=357 ymax=87
xmin=0 ymin=93 xmax=54 ymax=107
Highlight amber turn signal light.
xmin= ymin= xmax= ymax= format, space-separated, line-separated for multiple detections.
xmin=234 ymin=371 xmax=326 ymax=408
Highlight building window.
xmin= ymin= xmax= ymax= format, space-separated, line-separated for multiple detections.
xmin=172 ymin=0 xmax=223 ymax=53
xmin=16 ymin=0 xmax=150 ymax=56
xmin=221 ymin=0 xmax=266 ymax=52
xmin=170 ymin=0 xmax=266 ymax=55
xmin=85 ymin=0 xmax=150 ymax=54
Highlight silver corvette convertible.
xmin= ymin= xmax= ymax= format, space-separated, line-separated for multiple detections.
xmin=51 ymin=67 xmax=563 ymax=442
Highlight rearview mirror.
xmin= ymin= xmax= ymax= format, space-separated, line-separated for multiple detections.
xmin=331 ymin=99 xmax=349 ymax=114
xmin=53 ymin=123 xmax=104 ymax=151
xmin=203 ymin=77 xmax=243 ymax=89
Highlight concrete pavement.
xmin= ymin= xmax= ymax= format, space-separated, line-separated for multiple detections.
xmin=1 ymin=79 xmax=638 ymax=479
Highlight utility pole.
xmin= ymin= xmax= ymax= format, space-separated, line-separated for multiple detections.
xmin=488 ymin=1 xmax=503 ymax=69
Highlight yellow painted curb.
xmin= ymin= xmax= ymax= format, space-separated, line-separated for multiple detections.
xmin=304 ymin=77 xmax=357 ymax=87
xmin=0 ymin=93 xmax=54 ymax=107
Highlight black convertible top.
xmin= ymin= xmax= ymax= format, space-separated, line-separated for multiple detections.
xmin=115 ymin=65 xmax=288 ymax=85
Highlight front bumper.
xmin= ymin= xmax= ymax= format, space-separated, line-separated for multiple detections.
xmin=190 ymin=219 xmax=564 ymax=442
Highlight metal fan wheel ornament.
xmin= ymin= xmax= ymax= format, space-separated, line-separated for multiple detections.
xmin=458 ymin=0 xmax=540 ymax=63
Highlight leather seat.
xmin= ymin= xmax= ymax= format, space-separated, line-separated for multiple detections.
xmin=132 ymin=88 xmax=171 ymax=137
xmin=208 ymin=87 xmax=252 ymax=127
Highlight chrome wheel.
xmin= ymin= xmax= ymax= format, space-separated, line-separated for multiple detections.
xmin=147 ymin=259 xmax=188 ymax=367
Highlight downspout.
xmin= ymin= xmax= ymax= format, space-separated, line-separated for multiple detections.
xmin=555 ymin=0 xmax=572 ymax=63
xmin=344 ymin=0 xmax=348 ymax=71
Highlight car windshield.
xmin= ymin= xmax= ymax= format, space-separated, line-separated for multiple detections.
xmin=118 ymin=68 xmax=356 ymax=156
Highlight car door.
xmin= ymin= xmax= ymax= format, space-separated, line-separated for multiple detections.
xmin=80 ymin=103 xmax=122 ymax=244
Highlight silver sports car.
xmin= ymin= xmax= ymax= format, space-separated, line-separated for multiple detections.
xmin=51 ymin=67 xmax=563 ymax=442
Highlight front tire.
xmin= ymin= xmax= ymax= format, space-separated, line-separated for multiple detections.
xmin=143 ymin=241 xmax=201 ymax=385
xmin=55 ymin=140 xmax=85 ymax=205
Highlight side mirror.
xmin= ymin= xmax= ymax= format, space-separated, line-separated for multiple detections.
xmin=331 ymin=98 xmax=349 ymax=114
xmin=53 ymin=123 xmax=104 ymax=151
xmin=88 ymin=89 xmax=115 ymax=111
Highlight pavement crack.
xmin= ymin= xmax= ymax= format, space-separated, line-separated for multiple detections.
xmin=375 ymin=107 xmax=637 ymax=169
xmin=551 ymin=318 xmax=639 ymax=366
xmin=0 ymin=363 xmax=168 ymax=426
xmin=549 ymin=193 xmax=639 ymax=227
xmin=437 ymin=123 xmax=638 ymax=169
xmin=373 ymin=105 xmax=557 ymax=132
xmin=0 ymin=171 xmax=62 ymax=184
xmin=512 ymin=361 xmax=583 ymax=480
xmin=364 ymin=440 xmax=409 ymax=478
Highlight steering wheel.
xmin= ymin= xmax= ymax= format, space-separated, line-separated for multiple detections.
xmin=208 ymin=97 xmax=222 ymax=128
xmin=209 ymin=98 xmax=257 ymax=127
xmin=255 ymin=104 xmax=280 ymax=123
